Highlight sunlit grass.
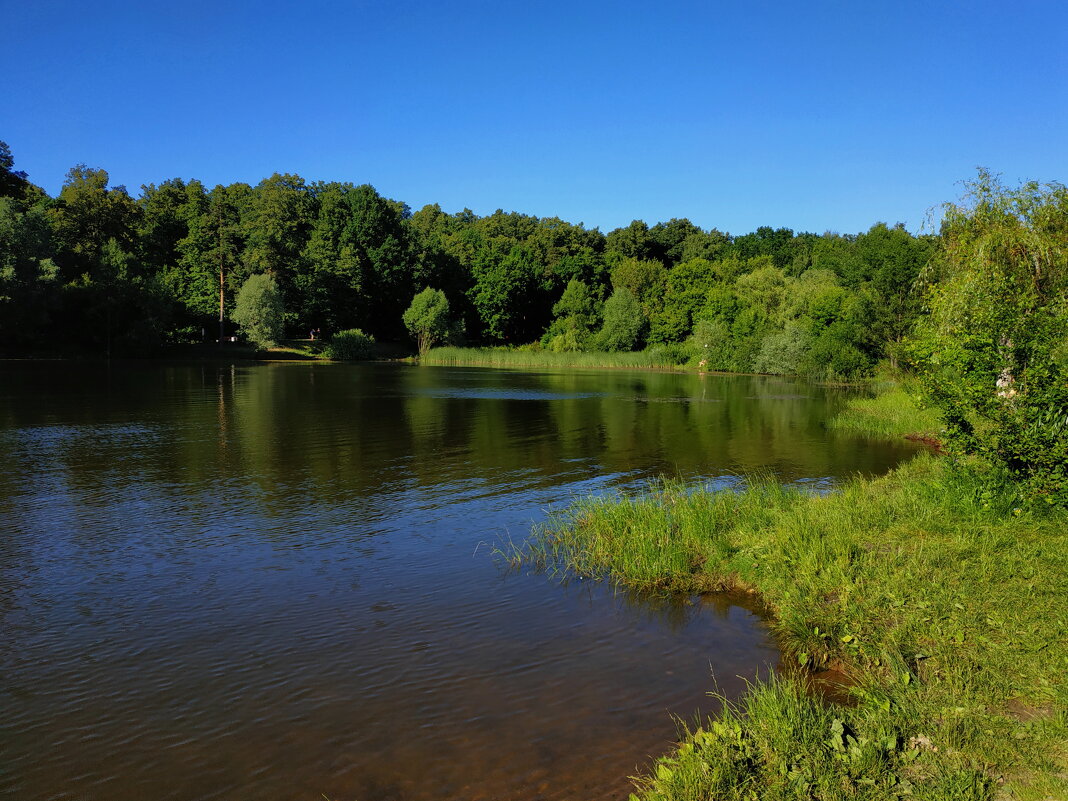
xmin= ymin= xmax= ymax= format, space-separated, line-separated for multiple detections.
xmin=262 ymin=340 xmax=327 ymax=360
xmin=828 ymin=384 xmax=943 ymax=439
xmin=509 ymin=389 xmax=1068 ymax=800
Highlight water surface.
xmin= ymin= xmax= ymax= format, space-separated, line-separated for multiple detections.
xmin=0 ymin=362 xmax=918 ymax=800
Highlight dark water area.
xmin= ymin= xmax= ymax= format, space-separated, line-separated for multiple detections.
xmin=0 ymin=362 xmax=919 ymax=801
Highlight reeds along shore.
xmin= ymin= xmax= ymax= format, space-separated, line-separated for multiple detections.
xmin=415 ymin=346 xmax=687 ymax=370
xmin=510 ymin=393 xmax=1068 ymax=801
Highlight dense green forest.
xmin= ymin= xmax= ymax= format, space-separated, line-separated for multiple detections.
xmin=0 ymin=141 xmax=933 ymax=377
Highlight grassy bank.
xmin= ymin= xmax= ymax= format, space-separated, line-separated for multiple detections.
xmin=157 ymin=338 xmax=412 ymax=362
xmin=828 ymin=384 xmax=944 ymax=439
xmin=155 ymin=339 xmax=325 ymax=361
xmin=511 ymin=399 xmax=1066 ymax=800
xmin=418 ymin=345 xmax=688 ymax=370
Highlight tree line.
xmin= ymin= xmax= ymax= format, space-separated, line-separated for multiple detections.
xmin=0 ymin=141 xmax=933 ymax=376
xmin=3 ymin=140 xmax=1066 ymax=500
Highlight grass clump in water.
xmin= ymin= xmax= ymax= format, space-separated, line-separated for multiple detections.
xmin=513 ymin=456 xmax=1068 ymax=800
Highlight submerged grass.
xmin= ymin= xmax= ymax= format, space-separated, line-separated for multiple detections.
xmin=418 ymin=345 xmax=687 ymax=370
xmin=511 ymin=399 xmax=1068 ymax=799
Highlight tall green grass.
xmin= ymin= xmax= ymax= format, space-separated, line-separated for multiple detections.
xmin=417 ymin=345 xmax=688 ymax=370
xmin=512 ymin=456 xmax=1068 ymax=800
xmin=828 ymin=384 xmax=943 ymax=439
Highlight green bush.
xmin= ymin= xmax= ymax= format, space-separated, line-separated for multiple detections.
xmin=326 ymin=328 xmax=375 ymax=360
xmin=909 ymin=171 xmax=1068 ymax=505
xmin=644 ymin=342 xmax=689 ymax=366
xmin=546 ymin=330 xmax=582 ymax=353
xmin=804 ymin=321 xmax=874 ymax=379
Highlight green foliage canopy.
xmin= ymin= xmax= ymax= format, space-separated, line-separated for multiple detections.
xmin=910 ymin=171 xmax=1068 ymax=504
xmin=0 ymin=197 xmax=58 ymax=345
xmin=403 ymin=287 xmax=451 ymax=356
xmin=0 ymin=139 xmax=957 ymax=378
xmin=232 ymin=273 xmax=284 ymax=349
xmin=597 ymin=287 xmax=645 ymax=351
xmin=542 ymin=278 xmax=602 ymax=352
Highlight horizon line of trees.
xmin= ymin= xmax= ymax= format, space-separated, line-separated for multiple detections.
xmin=4 ymin=142 xmax=1067 ymax=502
xmin=1 ymin=140 xmax=933 ymax=377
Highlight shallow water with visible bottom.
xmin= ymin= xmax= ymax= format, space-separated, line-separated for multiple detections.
xmin=0 ymin=362 xmax=918 ymax=800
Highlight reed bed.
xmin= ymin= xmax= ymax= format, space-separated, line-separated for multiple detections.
xmin=417 ymin=345 xmax=688 ymax=370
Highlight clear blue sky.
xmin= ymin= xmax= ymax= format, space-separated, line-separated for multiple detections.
xmin=4 ymin=0 xmax=1066 ymax=235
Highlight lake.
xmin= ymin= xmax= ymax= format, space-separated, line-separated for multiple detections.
xmin=0 ymin=362 xmax=919 ymax=800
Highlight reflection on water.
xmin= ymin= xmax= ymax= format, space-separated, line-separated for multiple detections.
xmin=0 ymin=362 xmax=917 ymax=801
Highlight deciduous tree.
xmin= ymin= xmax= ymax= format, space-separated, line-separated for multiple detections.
xmin=910 ymin=171 xmax=1068 ymax=504
xmin=403 ymin=287 xmax=451 ymax=357
xmin=232 ymin=273 xmax=284 ymax=349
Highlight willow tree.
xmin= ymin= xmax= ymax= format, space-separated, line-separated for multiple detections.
xmin=910 ymin=171 xmax=1068 ymax=504
xmin=232 ymin=273 xmax=284 ymax=349
xmin=403 ymin=287 xmax=450 ymax=357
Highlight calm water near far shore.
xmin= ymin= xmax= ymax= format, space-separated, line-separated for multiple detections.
xmin=0 ymin=362 xmax=919 ymax=801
